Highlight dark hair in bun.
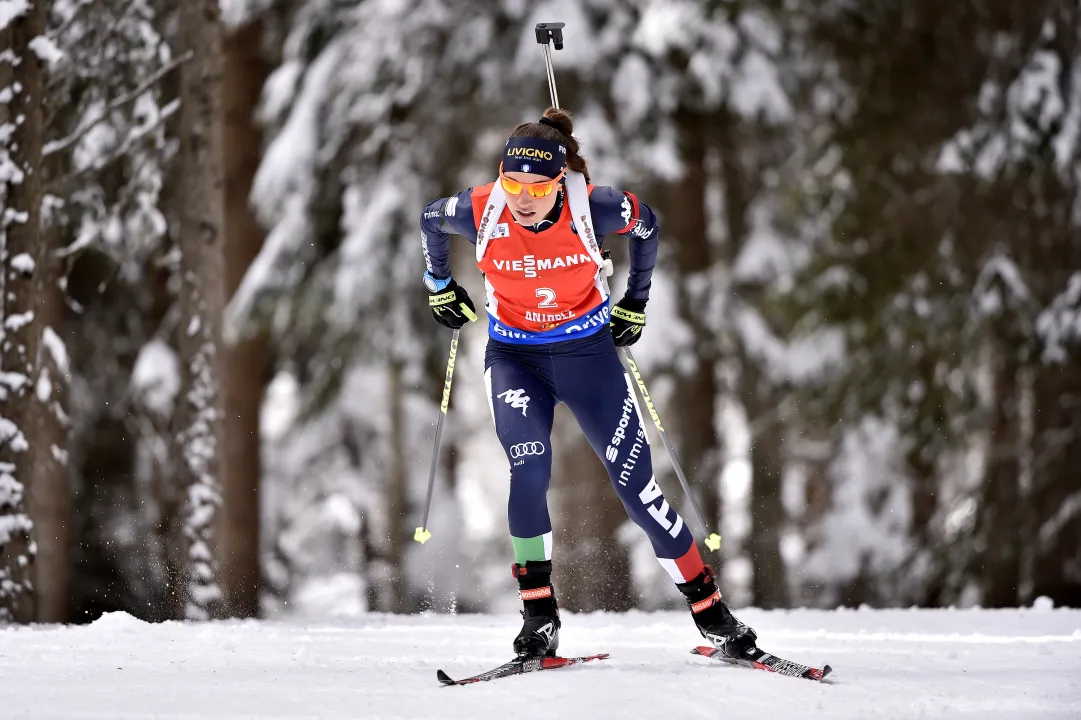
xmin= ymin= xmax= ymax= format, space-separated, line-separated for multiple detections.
xmin=509 ymin=107 xmax=590 ymax=183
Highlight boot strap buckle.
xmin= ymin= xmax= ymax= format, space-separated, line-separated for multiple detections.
xmin=690 ymin=589 xmax=722 ymax=614
xmin=519 ymin=586 xmax=553 ymax=601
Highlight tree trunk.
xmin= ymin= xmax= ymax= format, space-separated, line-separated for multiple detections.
xmin=662 ymin=108 xmax=723 ymax=548
xmin=174 ymin=0 xmax=225 ymax=620
xmin=369 ymin=359 xmax=406 ymax=613
xmin=0 ymin=0 xmax=50 ymax=624
xmin=975 ymin=345 xmax=1022 ymax=607
xmin=1030 ymin=362 xmax=1081 ymax=607
xmin=712 ymin=105 xmax=789 ymax=608
xmin=26 ymin=235 xmax=69 ymax=625
xmin=219 ymin=19 xmax=270 ymax=619
xmin=741 ymin=359 xmax=789 ymax=609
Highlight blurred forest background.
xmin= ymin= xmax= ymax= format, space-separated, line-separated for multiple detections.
xmin=1 ymin=0 xmax=1079 ymax=625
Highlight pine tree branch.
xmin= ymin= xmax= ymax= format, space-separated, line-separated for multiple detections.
xmin=46 ymin=0 xmax=96 ymax=42
xmin=47 ymin=98 xmax=180 ymax=195
xmin=42 ymin=51 xmax=192 ymax=158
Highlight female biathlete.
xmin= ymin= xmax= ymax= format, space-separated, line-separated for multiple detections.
xmin=419 ymin=108 xmax=757 ymax=661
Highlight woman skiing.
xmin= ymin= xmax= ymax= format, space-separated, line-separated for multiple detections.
xmin=419 ymin=108 xmax=757 ymax=661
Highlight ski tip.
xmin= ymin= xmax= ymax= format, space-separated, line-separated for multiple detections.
xmin=822 ymin=664 xmax=833 ymax=679
xmin=436 ymin=669 xmax=456 ymax=686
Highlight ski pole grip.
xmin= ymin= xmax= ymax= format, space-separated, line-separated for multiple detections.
xmin=535 ymin=22 xmax=565 ymax=49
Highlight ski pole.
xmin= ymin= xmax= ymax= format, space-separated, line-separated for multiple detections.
xmin=534 ymin=22 xmax=721 ymax=551
xmin=414 ymin=328 xmax=462 ymax=544
xmin=620 ymin=348 xmax=722 ymax=551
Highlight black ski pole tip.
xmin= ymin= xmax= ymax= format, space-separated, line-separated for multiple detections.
xmin=535 ymin=22 xmax=565 ymax=49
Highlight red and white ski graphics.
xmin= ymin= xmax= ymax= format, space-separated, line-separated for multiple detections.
xmin=692 ymin=645 xmax=833 ymax=682
xmin=437 ymin=653 xmax=609 ymax=686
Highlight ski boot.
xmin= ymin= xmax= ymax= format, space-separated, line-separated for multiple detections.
xmin=677 ymin=565 xmax=757 ymax=659
xmin=511 ymin=560 xmax=561 ymax=658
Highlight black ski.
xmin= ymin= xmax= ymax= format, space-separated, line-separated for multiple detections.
xmin=437 ymin=652 xmax=609 ymax=686
xmin=692 ymin=645 xmax=832 ymax=682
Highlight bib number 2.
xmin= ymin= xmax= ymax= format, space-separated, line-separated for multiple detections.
xmin=536 ymin=287 xmax=557 ymax=308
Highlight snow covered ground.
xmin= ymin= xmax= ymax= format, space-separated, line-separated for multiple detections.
xmin=2 ymin=607 xmax=1079 ymax=719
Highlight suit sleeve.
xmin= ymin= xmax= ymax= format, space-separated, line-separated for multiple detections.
xmin=419 ymin=188 xmax=477 ymax=279
xmin=589 ymin=185 xmax=659 ymax=302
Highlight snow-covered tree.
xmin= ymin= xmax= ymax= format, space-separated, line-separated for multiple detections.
xmin=553 ymin=0 xmax=819 ymax=608
xmin=42 ymin=0 xmax=187 ymax=621
xmin=218 ymin=11 xmax=272 ymax=620
xmin=225 ymin=0 xmax=526 ymax=614
xmin=945 ymin=4 xmax=1081 ymax=607
xmin=168 ymin=0 xmax=226 ymax=621
xmin=793 ymin=0 xmax=1081 ymax=607
xmin=0 ymin=0 xmax=70 ymax=624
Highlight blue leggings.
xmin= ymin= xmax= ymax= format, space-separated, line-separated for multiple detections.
xmin=484 ymin=329 xmax=704 ymax=583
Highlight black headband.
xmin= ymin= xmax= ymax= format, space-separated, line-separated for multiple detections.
xmin=538 ymin=116 xmax=564 ymax=134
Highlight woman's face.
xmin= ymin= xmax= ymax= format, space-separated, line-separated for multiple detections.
xmin=503 ymin=171 xmax=560 ymax=225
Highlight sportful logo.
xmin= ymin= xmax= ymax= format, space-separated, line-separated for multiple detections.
xmin=497 ymin=388 xmax=530 ymax=416
xmin=606 ymin=394 xmax=646 ymax=485
xmin=510 ymin=442 xmax=545 ymax=458
xmin=492 ymin=253 xmax=594 ymax=278
xmin=606 ymin=395 xmax=635 ymax=462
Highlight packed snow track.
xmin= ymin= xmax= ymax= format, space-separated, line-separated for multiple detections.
xmin=1 ymin=608 xmax=1078 ymax=719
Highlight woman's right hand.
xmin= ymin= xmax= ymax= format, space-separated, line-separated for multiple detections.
xmin=426 ymin=274 xmax=477 ymax=329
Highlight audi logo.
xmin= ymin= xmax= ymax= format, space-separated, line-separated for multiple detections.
xmin=510 ymin=442 xmax=546 ymax=458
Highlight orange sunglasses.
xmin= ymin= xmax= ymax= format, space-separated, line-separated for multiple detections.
xmin=499 ymin=164 xmax=566 ymax=198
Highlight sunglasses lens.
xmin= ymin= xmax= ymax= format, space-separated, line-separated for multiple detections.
xmin=526 ymin=182 xmax=554 ymax=198
xmin=499 ymin=175 xmax=523 ymax=195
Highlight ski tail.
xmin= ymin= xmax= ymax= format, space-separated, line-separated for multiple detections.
xmin=437 ymin=653 xmax=608 ymax=686
xmin=692 ymin=646 xmax=832 ymax=682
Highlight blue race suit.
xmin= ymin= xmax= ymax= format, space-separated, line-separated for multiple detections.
xmin=421 ymin=183 xmax=706 ymax=582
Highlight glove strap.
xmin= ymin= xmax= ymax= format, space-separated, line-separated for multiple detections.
xmin=611 ymin=305 xmax=645 ymax=325
xmin=429 ymin=290 xmax=456 ymax=307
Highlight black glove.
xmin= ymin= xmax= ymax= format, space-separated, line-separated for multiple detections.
xmin=428 ymin=278 xmax=477 ymax=329
xmin=610 ymin=295 xmax=646 ymax=346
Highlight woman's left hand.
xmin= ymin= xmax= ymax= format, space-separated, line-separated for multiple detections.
xmin=610 ymin=296 xmax=647 ymax=346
